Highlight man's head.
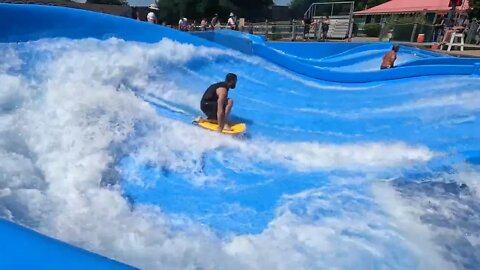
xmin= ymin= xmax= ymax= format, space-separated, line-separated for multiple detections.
xmin=225 ymin=73 xmax=237 ymax=89
xmin=392 ymin=45 xmax=400 ymax=52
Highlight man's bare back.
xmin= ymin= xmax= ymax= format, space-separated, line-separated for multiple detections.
xmin=381 ymin=45 xmax=400 ymax=69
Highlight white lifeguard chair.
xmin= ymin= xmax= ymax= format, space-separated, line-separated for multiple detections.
xmin=446 ymin=32 xmax=465 ymax=51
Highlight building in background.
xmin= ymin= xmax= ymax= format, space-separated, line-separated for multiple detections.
xmin=353 ymin=0 xmax=470 ymax=41
xmin=355 ymin=0 xmax=470 ymax=26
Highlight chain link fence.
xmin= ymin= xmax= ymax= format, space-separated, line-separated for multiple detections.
xmin=388 ymin=23 xmax=434 ymax=42
xmin=359 ymin=16 xmax=480 ymax=44
xmin=465 ymin=18 xmax=480 ymax=45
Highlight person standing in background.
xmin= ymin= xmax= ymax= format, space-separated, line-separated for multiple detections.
xmin=228 ymin=12 xmax=236 ymax=30
xmin=200 ymin=18 xmax=209 ymax=31
xmin=135 ymin=9 xmax=141 ymax=21
xmin=178 ymin=17 xmax=188 ymax=31
xmin=211 ymin=13 xmax=219 ymax=30
xmin=321 ymin=16 xmax=330 ymax=41
xmin=147 ymin=4 xmax=159 ymax=24
xmin=303 ymin=15 xmax=312 ymax=40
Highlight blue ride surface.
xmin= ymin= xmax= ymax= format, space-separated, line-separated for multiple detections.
xmin=0 ymin=219 xmax=137 ymax=270
xmin=0 ymin=3 xmax=479 ymax=270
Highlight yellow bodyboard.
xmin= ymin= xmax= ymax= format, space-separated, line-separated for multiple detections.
xmin=196 ymin=121 xmax=246 ymax=135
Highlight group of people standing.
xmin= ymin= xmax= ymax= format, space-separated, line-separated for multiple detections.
xmin=432 ymin=14 xmax=470 ymax=44
xmin=199 ymin=12 xmax=238 ymax=31
xmin=137 ymin=5 xmax=239 ymax=32
xmin=303 ymin=16 xmax=331 ymax=41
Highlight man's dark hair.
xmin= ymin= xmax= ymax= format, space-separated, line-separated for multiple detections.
xmin=392 ymin=45 xmax=400 ymax=51
xmin=226 ymin=73 xmax=237 ymax=82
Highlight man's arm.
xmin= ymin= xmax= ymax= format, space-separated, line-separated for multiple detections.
xmin=216 ymin=87 xmax=227 ymax=132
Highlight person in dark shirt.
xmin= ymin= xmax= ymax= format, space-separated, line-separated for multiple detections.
xmin=211 ymin=14 xmax=219 ymax=30
xmin=433 ymin=15 xmax=445 ymax=42
xmin=321 ymin=16 xmax=330 ymax=41
xmin=195 ymin=73 xmax=238 ymax=132
xmin=303 ymin=15 xmax=312 ymax=39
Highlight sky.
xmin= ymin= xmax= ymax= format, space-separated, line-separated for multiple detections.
xmin=274 ymin=0 xmax=290 ymax=6
xmin=128 ymin=0 xmax=152 ymax=7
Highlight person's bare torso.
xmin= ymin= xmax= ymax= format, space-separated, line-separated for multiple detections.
xmin=381 ymin=51 xmax=397 ymax=68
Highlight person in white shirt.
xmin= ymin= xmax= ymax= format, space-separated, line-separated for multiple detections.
xmin=179 ymin=18 xmax=188 ymax=31
xmin=147 ymin=4 xmax=159 ymax=24
xmin=227 ymin=12 xmax=236 ymax=30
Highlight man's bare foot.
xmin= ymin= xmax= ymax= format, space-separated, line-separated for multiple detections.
xmin=224 ymin=124 xmax=233 ymax=131
xmin=193 ymin=117 xmax=206 ymax=124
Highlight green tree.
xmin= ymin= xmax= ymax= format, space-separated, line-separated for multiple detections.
xmin=469 ymin=0 xmax=480 ymax=18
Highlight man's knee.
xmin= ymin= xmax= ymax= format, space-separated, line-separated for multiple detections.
xmin=227 ymin=99 xmax=234 ymax=107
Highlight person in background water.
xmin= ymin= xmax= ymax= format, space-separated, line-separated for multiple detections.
xmin=147 ymin=4 xmax=159 ymax=24
xmin=228 ymin=12 xmax=236 ymax=30
xmin=381 ymin=45 xmax=400 ymax=70
xmin=200 ymin=17 xmax=209 ymax=31
xmin=211 ymin=13 xmax=219 ymax=30
xmin=321 ymin=16 xmax=330 ymax=41
xmin=195 ymin=73 xmax=238 ymax=132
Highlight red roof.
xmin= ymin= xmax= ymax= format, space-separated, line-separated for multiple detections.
xmin=354 ymin=0 xmax=470 ymax=15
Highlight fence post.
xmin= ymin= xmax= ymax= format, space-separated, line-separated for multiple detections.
xmin=379 ymin=22 xmax=385 ymax=41
xmin=265 ymin=19 xmax=269 ymax=39
xmin=347 ymin=2 xmax=354 ymax=41
xmin=410 ymin=23 xmax=418 ymax=42
xmin=291 ymin=20 xmax=296 ymax=41
xmin=316 ymin=21 xmax=321 ymax=41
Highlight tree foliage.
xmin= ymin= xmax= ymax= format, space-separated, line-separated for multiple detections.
xmin=469 ymin=0 xmax=480 ymax=18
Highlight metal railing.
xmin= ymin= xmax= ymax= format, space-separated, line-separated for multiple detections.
xmin=243 ymin=21 xmax=305 ymax=41
xmin=466 ymin=19 xmax=480 ymax=45
xmin=188 ymin=20 xmax=354 ymax=41
xmin=304 ymin=1 xmax=354 ymax=18
xmin=304 ymin=2 xmax=354 ymax=40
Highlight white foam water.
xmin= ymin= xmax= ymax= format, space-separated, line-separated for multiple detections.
xmin=0 ymin=37 xmax=476 ymax=270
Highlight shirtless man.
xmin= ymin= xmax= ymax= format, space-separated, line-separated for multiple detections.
xmin=381 ymin=45 xmax=400 ymax=70
xmin=195 ymin=73 xmax=237 ymax=132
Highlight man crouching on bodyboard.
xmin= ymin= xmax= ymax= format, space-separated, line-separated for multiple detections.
xmin=194 ymin=73 xmax=237 ymax=132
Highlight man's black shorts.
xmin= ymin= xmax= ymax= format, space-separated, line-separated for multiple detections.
xmin=201 ymin=99 xmax=228 ymax=120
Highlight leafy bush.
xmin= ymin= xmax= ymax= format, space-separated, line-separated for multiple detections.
xmin=364 ymin=23 xmax=381 ymax=37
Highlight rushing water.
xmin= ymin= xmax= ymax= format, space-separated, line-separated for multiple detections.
xmin=0 ymin=37 xmax=479 ymax=270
